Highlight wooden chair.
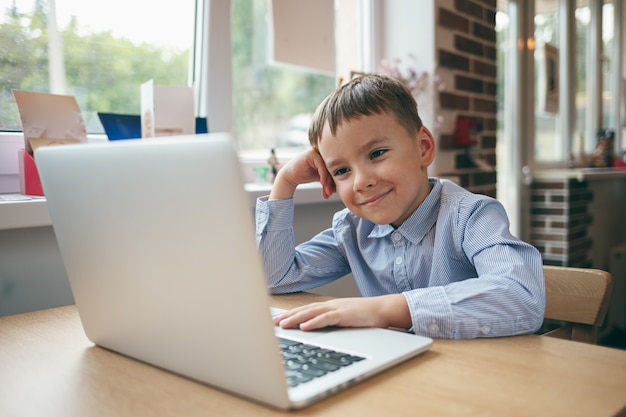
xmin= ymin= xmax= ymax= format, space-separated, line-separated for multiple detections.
xmin=541 ymin=265 xmax=613 ymax=344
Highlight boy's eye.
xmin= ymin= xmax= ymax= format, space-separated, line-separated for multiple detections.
xmin=333 ymin=167 xmax=349 ymax=177
xmin=370 ymin=149 xmax=388 ymax=159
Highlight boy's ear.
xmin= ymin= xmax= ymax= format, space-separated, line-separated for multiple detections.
xmin=419 ymin=127 xmax=436 ymax=167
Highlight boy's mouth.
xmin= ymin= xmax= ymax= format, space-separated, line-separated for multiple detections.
xmin=359 ymin=189 xmax=391 ymax=206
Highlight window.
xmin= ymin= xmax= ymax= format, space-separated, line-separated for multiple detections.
xmin=534 ymin=1 xmax=562 ymax=162
xmin=497 ymin=0 xmax=623 ymax=167
xmin=2 ymin=0 xmax=366 ymax=152
xmin=0 ymin=0 xmax=196 ymax=133
xmin=601 ymin=2 xmax=617 ymax=147
xmin=230 ymin=0 xmax=336 ymax=151
xmin=575 ymin=4 xmax=590 ymax=154
xmin=496 ymin=0 xmax=623 ymax=238
xmin=532 ymin=0 xmax=622 ymax=163
xmin=230 ymin=0 xmax=363 ymax=151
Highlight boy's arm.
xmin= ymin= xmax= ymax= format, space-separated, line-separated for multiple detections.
xmin=256 ymin=198 xmax=350 ymax=294
xmin=404 ymin=198 xmax=546 ymax=339
xmin=269 ymin=148 xmax=335 ymax=200
xmin=256 ymin=149 xmax=348 ymax=293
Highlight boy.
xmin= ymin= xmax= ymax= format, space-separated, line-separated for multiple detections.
xmin=255 ymin=74 xmax=545 ymax=338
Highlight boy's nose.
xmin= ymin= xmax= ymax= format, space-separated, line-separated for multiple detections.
xmin=353 ymin=168 xmax=376 ymax=191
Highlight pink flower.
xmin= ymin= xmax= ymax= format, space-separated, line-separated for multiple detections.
xmin=377 ymin=56 xmax=442 ymax=98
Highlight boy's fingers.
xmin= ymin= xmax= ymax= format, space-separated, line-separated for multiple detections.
xmin=276 ymin=303 xmax=344 ymax=331
xmin=299 ymin=311 xmax=340 ymax=331
xmin=275 ymin=303 xmax=326 ymax=329
xmin=315 ymin=163 xmax=335 ymax=199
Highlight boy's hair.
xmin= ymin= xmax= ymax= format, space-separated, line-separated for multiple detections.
xmin=309 ymin=73 xmax=423 ymax=148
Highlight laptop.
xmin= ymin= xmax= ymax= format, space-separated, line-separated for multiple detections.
xmin=98 ymin=112 xmax=209 ymax=140
xmin=35 ymin=134 xmax=433 ymax=410
xmin=97 ymin=112 xmax=142 ymax=140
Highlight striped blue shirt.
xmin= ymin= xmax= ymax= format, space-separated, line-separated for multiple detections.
xmin=255 ymin=178 xmax=545 ymax=339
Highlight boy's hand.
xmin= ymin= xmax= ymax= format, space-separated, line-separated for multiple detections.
xmin=269 ymin=148 xmax=336 ymax=200
xmin=273 ymin=295 xmax=412 ymax=331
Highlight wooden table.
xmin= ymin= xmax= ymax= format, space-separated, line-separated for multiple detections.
xmin=1 ymin=293 xmax=626 ymax=417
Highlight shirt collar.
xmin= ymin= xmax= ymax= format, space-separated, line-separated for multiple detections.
xmin=368 ymin=178 xmax=441 ymax=243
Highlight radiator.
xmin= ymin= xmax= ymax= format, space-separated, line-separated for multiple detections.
xmin=605 ymin=244 xmax=626 ymax=331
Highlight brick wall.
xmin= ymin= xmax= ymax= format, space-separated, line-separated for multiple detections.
xmin=530 ymin=179 xmax=593 ymax=267
xmin=435 ymin=0 xmax=498 ymax=198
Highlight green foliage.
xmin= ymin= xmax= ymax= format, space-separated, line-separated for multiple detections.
xmin=2 ymin=0 xmax=336 ymax=150
xmin=231 ymin=0 xmax=335 ymax=149
xmin=0 ymin=5 xmax=189 ymax=130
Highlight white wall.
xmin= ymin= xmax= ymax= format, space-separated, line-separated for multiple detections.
xmin=375 ymin=0 xmax=454 ymax=177
xmin=289 ymin=202 xmax=360 ymax=298
xmin=0 ymin=226 xmax=73 ymax=316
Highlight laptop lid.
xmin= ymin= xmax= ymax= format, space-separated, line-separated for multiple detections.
xmin=35 ymin=134 xmax=432 ymax=410
xmin=97 ymin=112 xmax=142 ymax=140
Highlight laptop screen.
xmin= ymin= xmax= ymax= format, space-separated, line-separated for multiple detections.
xmin=97 ymin=112 xmax=142 ymax=140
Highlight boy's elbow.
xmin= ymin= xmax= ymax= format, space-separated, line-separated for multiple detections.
xmin=513 ymin=299 xmax=544 ymax=336
xmin=529 ymin=304 xmax=545 ymax=333
xmin=526 ymin=284 xmax=547 ymax=333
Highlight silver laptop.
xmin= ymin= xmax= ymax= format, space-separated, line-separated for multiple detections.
xmin=35 ymin=134 xmax=432 ymax=410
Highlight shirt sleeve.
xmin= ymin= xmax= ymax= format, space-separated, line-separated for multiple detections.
xmin=403 ymin=197 xmax=546 ymax=339
xmin=255 ymin=197 xmax=350 ymax=294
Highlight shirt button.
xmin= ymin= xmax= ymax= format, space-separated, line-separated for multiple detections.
xmin=392 ymin=233 xmax=402 ymax=241
xmin=395 ymin=257 xmax=402 ymax=265
xmin=480 ymin=326 xmax=491 ymax=335
xmin=428 ymin=323 xmax=439 ymax=334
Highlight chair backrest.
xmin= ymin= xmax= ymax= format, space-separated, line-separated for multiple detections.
xmin=542 ymin=265 xmax=613 ymax=344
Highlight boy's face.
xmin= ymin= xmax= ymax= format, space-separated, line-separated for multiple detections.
xmin=318 ymin=112 xmax=435 ymax=228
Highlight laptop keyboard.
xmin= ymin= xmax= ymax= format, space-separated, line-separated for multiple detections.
xmin=278 ymin=337 xmax=365 ymax=387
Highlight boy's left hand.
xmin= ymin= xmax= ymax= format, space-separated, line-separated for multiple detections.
xmin=269 ymin=148 xmax=336 ymax=200
xmin=273 ymin=295 xmax=412 ymax=331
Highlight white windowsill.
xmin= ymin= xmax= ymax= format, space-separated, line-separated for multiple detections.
xmin=0 ymin=131 xmax=342 ymax=230
xmin=0 ymin=183 xmax=340 ymax=231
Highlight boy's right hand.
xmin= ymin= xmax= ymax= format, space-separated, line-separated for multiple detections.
xmin=269 ymin=148 xmax=336 ymax=200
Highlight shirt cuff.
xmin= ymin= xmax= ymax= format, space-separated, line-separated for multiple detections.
xmin=403 ymin=287 xmax=456 ymax=338
xmin=255 ymin=197 xmax=295 ymax=234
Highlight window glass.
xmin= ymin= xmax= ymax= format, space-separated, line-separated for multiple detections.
xmin=601 ymin=2 xmax=614 ymax=131
xmin=231 ymin=0 xmax=337 ymax=151
xmin=575 ymin=3 xmax=590 ymax=153
xmin=534 ymin=1 xmax=561 ymax=162
xmin=0 ymin=0 xmax=195 ymax=133
xmin=495 ymin=3 xmax=517 ymax=232
xmin=573 ymin=2 xmax=615 ymax=154
xmin=495 ymin=2 xmax=509 ymax=176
